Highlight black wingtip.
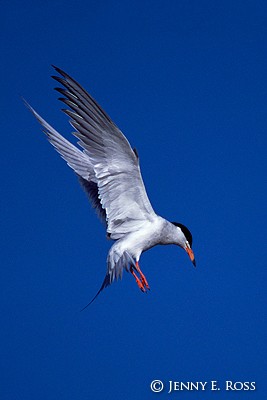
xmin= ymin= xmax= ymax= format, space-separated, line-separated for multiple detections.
xmin=51 ymin=64 xmax=63 ymax=74
xmin=51 ymin=65 xmax=72 ymax=81
xmin=51 ymin=75 xmax=66 ymax=86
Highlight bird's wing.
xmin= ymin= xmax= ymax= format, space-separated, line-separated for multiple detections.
xmin=24 ymin=101 xmax=107 ymax=224
xmin=52 ymin=66 xmax=156 ymax=239
xmin=77 ymin=178 xmax=107 ymax=225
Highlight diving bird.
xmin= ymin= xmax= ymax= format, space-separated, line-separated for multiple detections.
xmin=26 ymin=66 xmax=196 ymax=307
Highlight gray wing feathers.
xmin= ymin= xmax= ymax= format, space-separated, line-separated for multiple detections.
xmin=25 ymin=67 xmax=156 ymax=303
xmin=24 ymin=101 xmax=108 ymax=223
xmin=25 ymin=101 xmax=95 ymax=182
xmin=78 ymin=177 xmax=107 ymax=225
xmin=51 ymin=66 xmax=155 ymax=239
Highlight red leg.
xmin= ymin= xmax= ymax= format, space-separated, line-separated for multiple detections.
xmin=130 ymin=266 xmax=146 ymax=292
xmin=135 ymin=262 xmax=150 ymax=290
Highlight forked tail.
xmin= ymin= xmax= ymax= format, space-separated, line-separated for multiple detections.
xmin=80 ymin=274 xmax=111 ymax=311
xmin=80 ymin=251 xmax=136 ymax=310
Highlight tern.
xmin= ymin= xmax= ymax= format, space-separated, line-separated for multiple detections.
xmin=26 ymin=66 xmax=196 ymax=307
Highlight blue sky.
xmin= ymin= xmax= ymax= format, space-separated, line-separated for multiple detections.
xmin=1 ymin=0 xmax=266 ymax=399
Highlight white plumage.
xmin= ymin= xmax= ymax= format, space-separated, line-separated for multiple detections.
xmin=25 ymin=66 xmax=195 ymax=307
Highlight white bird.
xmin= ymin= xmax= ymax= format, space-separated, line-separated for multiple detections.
xmin=25 ymin=66 xmax=196 ymax=308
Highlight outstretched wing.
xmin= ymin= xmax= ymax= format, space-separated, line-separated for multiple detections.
xmin=24 ymin=101 xmax=107 ymax=224
xmin=52 ymin=66 xmax=156 ymax=239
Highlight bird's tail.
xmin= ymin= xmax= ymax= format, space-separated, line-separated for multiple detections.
xmin=80 ymin=251 xmax=135 ymax=310
xmin=80 ymin=274 xmax=111 ymax=311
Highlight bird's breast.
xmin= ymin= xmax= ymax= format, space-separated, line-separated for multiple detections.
xmin=119 ymin=217 xmax=165 ymax=259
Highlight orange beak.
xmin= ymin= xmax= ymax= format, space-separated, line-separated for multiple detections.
xmin=186 ymin=246 xmax=196 ymax=267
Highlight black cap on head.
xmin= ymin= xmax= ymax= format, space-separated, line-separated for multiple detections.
xmin=171 ymin=222 xmax=193 ymax=247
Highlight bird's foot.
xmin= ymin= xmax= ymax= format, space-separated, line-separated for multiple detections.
xmin=135 ymin=262 xmax=150 ymax=290
xmin=130 ymin=263 xmax=150 ymax=293
xmin=130 ymin=268 xmax=146 ymax=292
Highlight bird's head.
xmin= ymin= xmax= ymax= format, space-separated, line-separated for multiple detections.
xmin=171 ymin=222 xmax=196 ymax=267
